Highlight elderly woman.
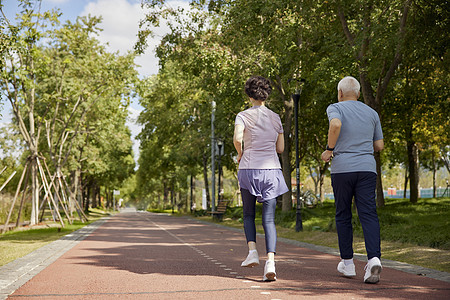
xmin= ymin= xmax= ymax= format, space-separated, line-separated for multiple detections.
xmin=233 ymin=76 xmax=289 ymax=281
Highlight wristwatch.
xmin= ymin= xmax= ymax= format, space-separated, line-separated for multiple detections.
xmin=326 ymin=145 xmax=335 ymax=151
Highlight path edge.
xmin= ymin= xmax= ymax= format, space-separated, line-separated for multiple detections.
xmin=0 ymin=217 xmax=110 ymax=300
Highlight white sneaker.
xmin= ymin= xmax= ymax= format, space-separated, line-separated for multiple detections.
xmin=364 ymin=257 xmax=382 ymax=284
xmin=241 ymin=251 xmax=259 ymax=267
xmin=263 ymin=260 xmax=276 ymax=281
xmin=337 ymin=260 xmax=356 ymax=277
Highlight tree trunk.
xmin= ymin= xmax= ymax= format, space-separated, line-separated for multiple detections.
xmin=30 ymin=157 xmax=39 ymax=225
xmin=84 ymin=181 xmax=91 ymax=211
xmin=403 ymin=166 xmax=409 ymax=198
xmin=190 ymin=175 xmax=195 ymax=212
xmin=69 ymin=169 xmax=80 ymax=217
xmin=432 ymin=156 xmax=436 ymax=198
xmin=309 ymin=166 xmax=319 ymax=197
xmin=170 ymin=187 xmax=174 ymax=210
xmin=281 ymin=95 xmax=293 ymax=212
xmin=163 ymin=181 xmax=169 ymax=209
xmin=374 ymin=152 xmax=385 ymax=207
xmin=93 ymin=184 xmax=99 ymax=208
xmin=407 ymin=141 xmax=419 ymax=203
xmin=203 ymin=152 xmax=211 ymax=210
xmin=318 ymin=162 xmax=329 ymax=203
xmin=319 ymin=174 xmax=325 ymax=203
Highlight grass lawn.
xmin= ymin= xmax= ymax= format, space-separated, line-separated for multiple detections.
xmin=197 ymin=197 xmax=450 ymax=273
xmin=0 ymin=208 xmax=115 ymax=267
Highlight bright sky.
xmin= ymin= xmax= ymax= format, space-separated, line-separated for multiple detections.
xmin=2 ymin=0 xmax=191 ymax=163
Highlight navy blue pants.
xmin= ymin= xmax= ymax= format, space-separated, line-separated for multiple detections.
xmin=241 ymin=188 xmax=277 ymax=254
xmin=331 ymin=172 xmax=381 ymax=260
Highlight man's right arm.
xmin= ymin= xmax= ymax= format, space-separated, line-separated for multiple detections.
xmin=373 ymin=139 xmax=384 ymax=152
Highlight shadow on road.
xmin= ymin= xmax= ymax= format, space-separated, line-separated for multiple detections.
xmin=66 ymin=212 xmax=450 ymax=299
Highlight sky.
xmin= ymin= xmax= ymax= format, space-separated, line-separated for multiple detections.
xmin=1 ymin=0 xmax=191 ymax=163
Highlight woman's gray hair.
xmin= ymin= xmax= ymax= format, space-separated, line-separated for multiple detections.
xmin=337 ymin=76 xmax=360 ymax=95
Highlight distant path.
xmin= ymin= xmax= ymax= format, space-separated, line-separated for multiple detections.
xmin=5 ymin=210 xmax=450 ymax=299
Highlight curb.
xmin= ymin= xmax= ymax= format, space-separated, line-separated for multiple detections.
xmin=0 ymin=217 xmax=110 ymax=300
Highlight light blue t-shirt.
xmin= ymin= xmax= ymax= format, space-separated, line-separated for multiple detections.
xmin=327 ymin=100 xmax=383 ymax=174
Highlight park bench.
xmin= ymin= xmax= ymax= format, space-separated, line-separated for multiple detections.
xmin=207 ymin=199 xmax=231 ymax=221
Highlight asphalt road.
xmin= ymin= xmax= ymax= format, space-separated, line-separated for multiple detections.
xmin=6 ymin=210 xmax=450 ymax=299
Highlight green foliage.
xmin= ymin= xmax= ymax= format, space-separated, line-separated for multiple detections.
xmin=1 ymin=1 xmax=137 ymax=215
xmin=135 ymin=0 xmax=448 ymax=210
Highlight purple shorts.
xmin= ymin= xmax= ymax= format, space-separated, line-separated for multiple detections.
xmin=238 ymin=169 xmax=289 ymax=202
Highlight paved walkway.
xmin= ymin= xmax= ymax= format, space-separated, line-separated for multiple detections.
xmin=1 ymin=209 xmax=449 ymax=299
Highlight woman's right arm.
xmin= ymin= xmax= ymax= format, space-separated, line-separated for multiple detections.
xmin=233 ymin=124 xmax=244 ymax=162
xmin=276 ymin=133 xmax=284 ymax=154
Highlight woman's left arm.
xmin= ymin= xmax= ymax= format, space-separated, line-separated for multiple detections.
xmin=233 ymin=124 xmax=244 ymax=162
xmin=276 ymin=133 xmax=284 ymax=153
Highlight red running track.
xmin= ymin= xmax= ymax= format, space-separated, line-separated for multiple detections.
xmin=9 ymin=211 xmax=450 ymax=299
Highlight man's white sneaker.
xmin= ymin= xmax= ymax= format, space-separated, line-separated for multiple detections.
xmin=337 ymin=260 xmax=356 ymax=277
xmin=241 ymin=251 xmax=259 ymax=267
xmin=263 ymin=260 xmax=276 ymax=281
xmin=364 ymin=257 xmax=382 ymax=284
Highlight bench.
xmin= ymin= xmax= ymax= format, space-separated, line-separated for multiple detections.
xmin=207 ymin=200 xmax=231 ymax=221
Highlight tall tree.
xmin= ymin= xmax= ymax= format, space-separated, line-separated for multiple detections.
xmin=332 ymin=0 xmax=413 ymax=206
xmin=382 ymin=0 xmax=449 ymax=203
xmin=0 ymin=1 xmax=60 ymax=224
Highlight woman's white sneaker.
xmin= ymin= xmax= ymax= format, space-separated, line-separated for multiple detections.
xmin=337 ymin=260 xmax=356 ymax=277
xmin=364 ymin=257 xmax=382 ymax=283
xmin=263 ymin=260 xmax=276 ymax=281
xmin=241 ymin=250 xmax=259 ymax=267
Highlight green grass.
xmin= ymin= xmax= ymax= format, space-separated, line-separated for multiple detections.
xmin=225 ymin=198 xmax=450 ymax=250
xmin=197 ymin=197 xmax=450 ymax=272
xmin=0 ymin=208 xmax=114 ymax=267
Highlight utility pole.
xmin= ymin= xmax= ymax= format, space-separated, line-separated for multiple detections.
xmin=211 ymin=101 xmax=216 ymax=212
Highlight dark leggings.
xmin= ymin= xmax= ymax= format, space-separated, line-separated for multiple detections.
xmin=241 ymin=188 xmax=277 ymax=254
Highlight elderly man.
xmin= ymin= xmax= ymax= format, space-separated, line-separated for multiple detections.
xmin=321 ymin=76 xmax=384 ymax=284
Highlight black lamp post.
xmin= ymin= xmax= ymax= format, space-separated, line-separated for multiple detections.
xmin=217 ymin=139 xmax=224 ymax=202
xmin=289 ymin=78 xmax=305 ymax=232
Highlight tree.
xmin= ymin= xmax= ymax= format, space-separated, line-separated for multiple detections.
xmin=0 ymin=1 xmax=60 ymax=224
xmin=35 ymin=16 xmax=137 ymax=212
xmin=382 ymin=0 xmax=449 ymax=203
xmin=1 ymin=1 xmax=137 ymax=223
xmin=331 ymin=0 xmax=414 ymax=206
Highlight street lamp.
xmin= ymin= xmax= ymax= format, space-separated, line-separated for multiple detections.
xmin=211 ymin=101 xmax=216 ymax=212
xmin=217 ymin=139 xmax=224 ymax=202
xmin=289 ymin=78 xmax=305 ymax=232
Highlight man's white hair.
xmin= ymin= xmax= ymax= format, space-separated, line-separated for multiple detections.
xmin=337 ymin=76 xmax=360 ymax=95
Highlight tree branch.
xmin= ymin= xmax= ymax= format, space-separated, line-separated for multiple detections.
xmin=377 ymin=0 xmax=412 ymax=103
